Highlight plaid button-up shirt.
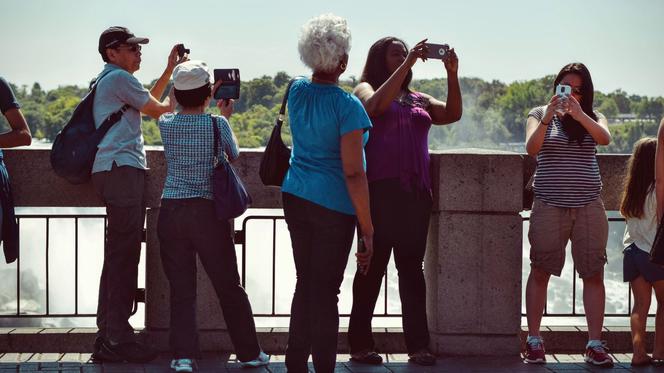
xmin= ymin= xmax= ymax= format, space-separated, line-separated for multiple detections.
xmin=159 ymin=113 xmax=239 ymax=200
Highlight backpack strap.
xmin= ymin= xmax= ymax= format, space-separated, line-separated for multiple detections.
xmin=92 ymin=69 xmax=131 ymax=133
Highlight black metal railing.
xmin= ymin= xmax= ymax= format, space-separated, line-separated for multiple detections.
xmin=0 ymin=213 xmax=142 ymax=319
xmin=1 ymin=212 xmax=401 ymax=321
xmin=237 ymin=215 xmax=401 ymax=318
xmin=6 ymin=211 xmax=640 ymax=323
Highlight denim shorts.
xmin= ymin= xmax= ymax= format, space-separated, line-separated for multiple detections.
xmin=623 ymin=243 xmax=664 ymax=283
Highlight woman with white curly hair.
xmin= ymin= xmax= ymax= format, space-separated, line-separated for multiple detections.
xmin=281 ymin=13 xmax=374 ymax=373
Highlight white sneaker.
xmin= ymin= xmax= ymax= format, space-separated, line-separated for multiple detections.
xmin=240 ymin=351 xmax=270 ymax=368
xmin=170 ymin=358 xmax=195 ymax=372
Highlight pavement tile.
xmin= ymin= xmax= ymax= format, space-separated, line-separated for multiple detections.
xmin=540 ymin=362 xmax=590 ymax=371
xmin=345 ymin=360 xmax=391 ymax=372
xmin=552 ymin=354 xmax=586 ymax=363
xmin=80 ymin=364 xmax=103 ymax=373
xmin=102 ymin=362 xmax=145 ymax=372
xmin=386 ymin=354 xmax=409 ymax=362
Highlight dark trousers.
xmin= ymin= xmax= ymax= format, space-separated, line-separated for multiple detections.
xmin=92 ymin=164 xmax=145 ymax=344
xmin=157 ymin=198 xmax=261 ymax=361
xmin=282 ymin=193 xmax=356 ymax=373
xmin=348 ymin=179 xmax=432 ymax=354
xmin=0 ymin=157 xmax=19 ymax=264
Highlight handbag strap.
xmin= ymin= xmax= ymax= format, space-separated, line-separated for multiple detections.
xmin=211 ymin=115 xmax=222 ymax=166
xmin=275 ymin=76 xmax=306 ymax=129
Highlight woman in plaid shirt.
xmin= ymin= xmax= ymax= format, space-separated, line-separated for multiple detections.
xmin=157 ymin=60 xmax=269 ymax=373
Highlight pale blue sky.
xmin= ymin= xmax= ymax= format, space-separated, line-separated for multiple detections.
xmin=1 ymin=0 xmax=662 ymax=96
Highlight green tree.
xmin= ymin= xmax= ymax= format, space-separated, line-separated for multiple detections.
xmin=597 ymin=98 xmax=618 ymax=119
xmin=273 ymin=71 xmax=291 ymax=88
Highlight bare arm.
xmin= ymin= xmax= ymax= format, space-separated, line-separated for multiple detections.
xmin=140 ymin=95 xmax=173 ymax=120
xmin=656 ymin=118 xmax=664 ymax=220
xmin=353 ymin=40 xmax=427 ymax=117
xmin=150 ymin=45 xmax=188 ymax=100
xmin=340 ymin=129 xmax=373 ymax=274
xmin=421 ymin=48 xmax=462 ymax=125
xmin=0 ymin=108 xmax=31 ymax=148
xmin=525 ymin=95 xmax=560 ymax=156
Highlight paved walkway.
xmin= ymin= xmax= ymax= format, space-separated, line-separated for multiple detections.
xmin=0 ymin=353 xmax=662 ymax=372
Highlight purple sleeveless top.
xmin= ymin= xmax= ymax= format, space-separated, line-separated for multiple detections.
xmin=365 ymin=92 xmax=432 ymax=193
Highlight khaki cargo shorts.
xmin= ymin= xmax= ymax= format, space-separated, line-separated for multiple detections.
xmin=528 ymin=197 xmax=608 ymax=278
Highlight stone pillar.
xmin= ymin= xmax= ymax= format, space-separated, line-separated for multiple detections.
xmin=426 ymin=150 xmax=524 ymax=355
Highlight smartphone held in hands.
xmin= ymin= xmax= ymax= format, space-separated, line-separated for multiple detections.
xmin=424 ymin=43 xmax=449 ymax=59
xmin=213 ymin=69 xmax=241 ymax=100
xmin=555 ymin=84 xmax=571 ymax=115
xmin=555 ymin=84 xmax=572 ymax=97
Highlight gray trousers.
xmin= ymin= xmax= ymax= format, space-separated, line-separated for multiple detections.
xmin=92 ymin=163 xmax=145 ymax=344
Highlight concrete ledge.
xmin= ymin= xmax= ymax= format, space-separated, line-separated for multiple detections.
xmin=0 ymin=327 xmax=406 ymax=353
xmin=2 ymin=327 xmax=647 ymax=354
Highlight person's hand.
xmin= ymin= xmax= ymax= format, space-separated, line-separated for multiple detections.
xmin=405 ymin=39 xmax=428 ymax=68
xmin=355 ymin=233 xmax=373 ymax=275
xmin=217 ymin=98 xmax=234 ymax=119
xmin=166 ymin=44 xmax=189 ymax=73
xmin=443 ymin=47 xmax=458 ymax=74
xmin=566 ymin=95 xmax=585 ymax=120
xmin=542 ymin=94 xmax=561 ymax=124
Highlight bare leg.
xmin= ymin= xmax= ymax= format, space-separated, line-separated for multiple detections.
xmin=582 ymin=270 xmax=605 ymax=341
xmin=630 ymin=276 xmax=652 ymax=364
xmin=526 ymin=267 xmax=551 ymax=337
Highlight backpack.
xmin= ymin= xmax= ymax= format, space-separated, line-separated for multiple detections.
xmin=50 ymin=71 xmax=129 ymax=184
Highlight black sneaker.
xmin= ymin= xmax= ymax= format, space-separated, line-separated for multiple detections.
xmin=91 ymin=337 xmax=122 ymax=363
xmin=104 ymin=341 xmax=158 ymax=363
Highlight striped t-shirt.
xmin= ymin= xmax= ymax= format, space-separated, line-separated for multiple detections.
xmin=159 ymin=113 xmax=239 ymax=200
xmin=529 ymin=106 xmax=604 ymax=208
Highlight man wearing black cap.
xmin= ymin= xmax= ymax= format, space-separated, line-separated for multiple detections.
xmin=90 ymin=26 xmax=187 ymax=363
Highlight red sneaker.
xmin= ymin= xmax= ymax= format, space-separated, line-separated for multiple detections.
xmin=584 ymin=341 xmax=614 ymax=367
xmin=523 ymin=338 xmax=546 ymax=364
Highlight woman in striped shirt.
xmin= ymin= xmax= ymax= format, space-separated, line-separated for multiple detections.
xmin=522 ymin=63 xmax=613 ymax=367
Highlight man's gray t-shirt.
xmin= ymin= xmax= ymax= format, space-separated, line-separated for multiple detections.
xmin=92 ymin=64 xmax=151 ymax=173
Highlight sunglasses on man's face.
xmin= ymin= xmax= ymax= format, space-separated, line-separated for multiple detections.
xmin=115 ymin=44 xmax=141 ymax=52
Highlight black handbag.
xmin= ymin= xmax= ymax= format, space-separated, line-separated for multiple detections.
xmin=211 ymin=116 xmax=251 ymax=220
xmin=259 ymin=77 xmax=303 ymax=186
xmin=651 ymin=219 xmax=664 ymax=266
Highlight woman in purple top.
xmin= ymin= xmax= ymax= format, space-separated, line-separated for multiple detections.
xmin=348 ymin=37 xmax=462 ymax=366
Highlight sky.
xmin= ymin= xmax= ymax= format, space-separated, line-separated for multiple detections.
xmin=1 ymin=0 xmax=663 ymax=97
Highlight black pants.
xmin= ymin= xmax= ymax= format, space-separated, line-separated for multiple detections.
xmin=348 ymin=179 xmax=432 ymax=354
xmin=92 ymin=164 xmax=145 ymax=344
xmin=0 ymin=156 xmax=19 ymax=264
xmin=157 ymin=198 xmax=260 ymax=361
xmin=282 ymin=193 xmax=356 ymax=373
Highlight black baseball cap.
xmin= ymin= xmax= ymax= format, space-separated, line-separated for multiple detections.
xmin=98 ymin=26 xmax=149 ymax=55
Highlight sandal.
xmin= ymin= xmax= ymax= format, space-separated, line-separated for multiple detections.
xmin=349 ymin=350 xmax=383 ymax=365
xmin=652 ymin=358 xmax=664 ymax=367
xmin=408 ymin=349 xmax=436 ymax=366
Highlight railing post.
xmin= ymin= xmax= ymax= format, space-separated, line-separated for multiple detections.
xmin=426 ymin=150 xmax=524 ymax=355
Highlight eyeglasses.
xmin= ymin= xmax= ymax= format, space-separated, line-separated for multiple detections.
xmin=114 ymin=44 xmax=141 ymax=52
